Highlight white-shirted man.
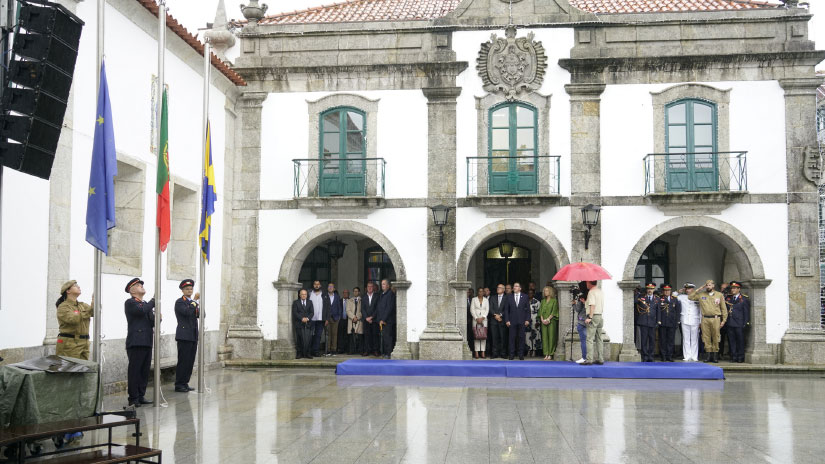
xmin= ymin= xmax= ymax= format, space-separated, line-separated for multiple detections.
xmin=677 ymin=282 xmax=701 ymax=361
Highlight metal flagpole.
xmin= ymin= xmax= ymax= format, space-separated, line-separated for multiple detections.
xmin=92 ymin=0 xmax=105 ymax=414
xmin=153 ymin=0 xmax=166 ymax=408
xmin=197 ymin=40 xmax=210 ymax=394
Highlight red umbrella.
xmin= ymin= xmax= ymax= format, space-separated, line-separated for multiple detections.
xmin=552 ymin=262 xmax=612 ymax=281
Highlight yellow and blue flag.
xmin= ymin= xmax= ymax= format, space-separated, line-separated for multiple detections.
xmin=199 ymin=121 xmax=217 ymax=262
xmin=85 ymin=61 xmax=117 ymax=254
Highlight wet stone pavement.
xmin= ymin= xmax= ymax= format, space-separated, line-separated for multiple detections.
xmin=87 ymin=368 xmax=824 ymax=463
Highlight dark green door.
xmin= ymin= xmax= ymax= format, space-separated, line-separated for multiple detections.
xmin=489 ymin=103 xmax=538 ymax=194
xmin=665 ymin=100 xmax=718 ymax=192
xmin=320 ymin=108 xmax=366 ymax=196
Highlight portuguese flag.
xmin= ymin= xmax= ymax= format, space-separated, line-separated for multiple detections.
xmin=156 ymin=89 xmax=171 ymax=252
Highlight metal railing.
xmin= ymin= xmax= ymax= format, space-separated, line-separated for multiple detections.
xmin=643 ymin=151 xmax=747 ymax=195
xmin=292 ymin=157 xmax=386 ymax=198
xmin=466 ymin=155 xmax=560 ymax=197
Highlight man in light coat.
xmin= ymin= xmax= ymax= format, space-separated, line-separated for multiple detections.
xmin=346 ymin=287 xmax=363 ymax=354
xmin=677 ymin=283 xmax=701 ymax=361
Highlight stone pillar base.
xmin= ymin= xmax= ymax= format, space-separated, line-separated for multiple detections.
xmin=391 ymin=342 xmax=413 ymax=360
xmin=217 ymin=344 xmax=234 ymax=362
xmin=618 ymin=344 xmax=641 ymax=362
xmin=226 ymin=325 xmax=264 ymax=360
xmin=418 ymin=327 xmax=464 ymax=360
xmin=781 ymin=330 xmax=825 ymax=365
xmin=745 ymin=346 xmax=776 ymax=365
xmin=270 ymin=339 xmax=296 ymax=360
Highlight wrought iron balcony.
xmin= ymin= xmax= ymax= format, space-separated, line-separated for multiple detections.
xmin=293 ymin=157 xmax=386 ymax=198
xmin=643 ymin=151 xmax=747 ymax=195
xmin=466 ymin=155 xmax=560 ymax=196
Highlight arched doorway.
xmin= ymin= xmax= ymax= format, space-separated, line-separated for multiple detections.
xmin=617 ymin=216 xmax=774 ymax=364
xmin=271 ymin=221 xmax=410 ymax=360
xmin=457 ymin=220 xmax=571 ymax=359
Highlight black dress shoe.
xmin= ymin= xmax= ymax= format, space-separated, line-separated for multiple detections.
xmin=139 ymin=397 xmax=153 ymax=405
xmin=594 ymin=361 xmax=604 ymax=365
xmin=519 ymin=356 xmax=524 ymax=360
xmin=508 ymin=356 xmax=514 ymax=360
xmin=187 ymin=386 xmax=196 ymax=391
xmin=175 ymin=387 xmax=189 ymax=393
xmin=129 ymin=401 xmax=141 ymax=408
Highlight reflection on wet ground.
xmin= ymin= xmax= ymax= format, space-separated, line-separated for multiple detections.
xmin=94 ymin=368 xmax=824 ymax=463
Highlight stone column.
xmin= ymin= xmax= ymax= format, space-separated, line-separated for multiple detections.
xmin=418 ymin=86 xmax=464 ymax=360
xmin=225 ymin=91 xmax=267 ymax=359
xmin=391 ymin=280 xmax=413 ymax=359
xmin=556 ymin=281 xmax=577 ymax=361
xmin=565 ymin=84 xmax=605 ymax=265
xmin=742 ymin=279 xmax=775 ymax=364
xmin=778 ymin=78 xmax=825 ymax=365
xmin=270 ymin=281 xmax=301 ymax=360
xmin=617 ymin=280 xmax=642 ymax=362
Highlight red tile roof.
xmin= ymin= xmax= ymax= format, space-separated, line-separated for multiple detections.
xmin=570 ymin=0 xmax=781 ymax=14
xmin=135 ymin=0 xmax=246 ymax=86
xmin=253 ymin=0 xmax=780 ymax=25
xmin=258 ymin=0 xmax=460 ymax=25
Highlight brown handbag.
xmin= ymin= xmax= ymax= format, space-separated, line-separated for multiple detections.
xmin=473 ymin=323 xmax=488 ymax=340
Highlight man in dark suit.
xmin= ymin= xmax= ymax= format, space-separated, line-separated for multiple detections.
xmin=322 ymin=283 xmax=343 ymax=356
xmin=377 ymin=279 xmax=396 ymax=359
xmin=292 ymin=289 xmax=314 ymax=359
xmin=725 ymin=282 xmax=750 ymax=363
xmin=636 ymin=283 xmax=658 ymax=362
xmin=504 ymin=282 xmax=531 ymax=360
xmin=362 ymin=281 xmax=379 ymax=356
xmin=655 ymin=285 xmax=681 ymax=362
xmin=124 ymin=277 xmax=155 ymax=407
xmin=488 ymin=283 xmax=507 ymax=358
xmin=174 ymin=279 xmax=199 ymax=392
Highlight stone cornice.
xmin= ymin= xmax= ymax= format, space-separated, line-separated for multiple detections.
xmin=564 ymin=83 xmax=605 ymax=98
xmin=238 ymin=91 xmax=268 ymax=108
xmin=559 ymin=51 xmax=825 ymax=81
xmin=779 ymin=77 xmax=825 ymax=93
xmin=422 ymin=86 xmax=463 ymax=102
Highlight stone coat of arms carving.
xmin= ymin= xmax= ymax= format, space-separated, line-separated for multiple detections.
xmin=477 ymin=25 xmax=547 ymax=100
xmin=803 ymin=145 xmax=824 ymax=185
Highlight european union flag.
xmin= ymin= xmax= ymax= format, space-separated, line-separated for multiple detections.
xmin=199 ymin=120 xmax=217 ymax=262
xmin=85 ymin=61 xmax=117 ymax=254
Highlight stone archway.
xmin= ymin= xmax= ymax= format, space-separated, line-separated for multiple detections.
xmin=271 ymin=220 xmax=411 ymax=360
xmin=457 ymin=219 xmax=570 ymax=281
xmin=617 ymin=216 xmax=773 ymax=364
xmin=453 ymin=219 xmax=571 ymax=358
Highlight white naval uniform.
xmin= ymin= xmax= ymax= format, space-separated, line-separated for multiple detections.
xmin=678 ymin=293 xmax=701 ymax=361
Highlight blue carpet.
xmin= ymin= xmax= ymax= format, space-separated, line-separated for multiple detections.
xmin=335 ymin=359 xmax=724 ymax=380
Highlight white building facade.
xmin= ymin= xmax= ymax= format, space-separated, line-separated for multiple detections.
xmin=2 ymin=0 xmax=825 ymax=390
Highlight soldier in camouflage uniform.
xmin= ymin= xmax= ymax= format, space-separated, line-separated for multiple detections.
xmin=55 ymin=280 xmax=94 ymax=359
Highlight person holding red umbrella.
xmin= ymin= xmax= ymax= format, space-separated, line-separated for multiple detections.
xmin=581 ymin=280 xmax=605 ymax=365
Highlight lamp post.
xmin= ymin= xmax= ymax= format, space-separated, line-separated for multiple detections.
xmin=431 ymin=205 xmax=451 ymax=250
xmin=580 ymin=204 xmax=601 ymax=251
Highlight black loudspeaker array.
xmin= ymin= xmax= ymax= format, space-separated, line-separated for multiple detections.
xmin=0 ymin=0 xmax=83 ymax=180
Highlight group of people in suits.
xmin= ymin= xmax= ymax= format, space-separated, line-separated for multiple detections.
xmin=471 ymin=282 xmax=563 ymax=360
xmin=292 ymin=279 xmax=397 ymax=359
xmin=635 ymin=279 xmax=750 ymax=364
xmin=123 ymin=277 xmax=200 ymax=407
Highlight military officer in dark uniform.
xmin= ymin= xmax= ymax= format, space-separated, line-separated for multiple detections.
xmin=124 ymin=278 xmax=155 ymax=407
xmin=174 ymin=279 xmax=199 ymax=392
xmin=655 ymin=285 xmax=681 ymax=362
xmin=636 ymin=283 xmax=658 ymax=362
xmin=725 ymin=281 xmax=750 ymax=363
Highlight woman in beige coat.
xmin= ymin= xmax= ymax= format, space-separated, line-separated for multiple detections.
xmin=470 ymin=287 xmax=489 ymax=359
xmin=346 ymin=287 xmax=364 ymax=354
